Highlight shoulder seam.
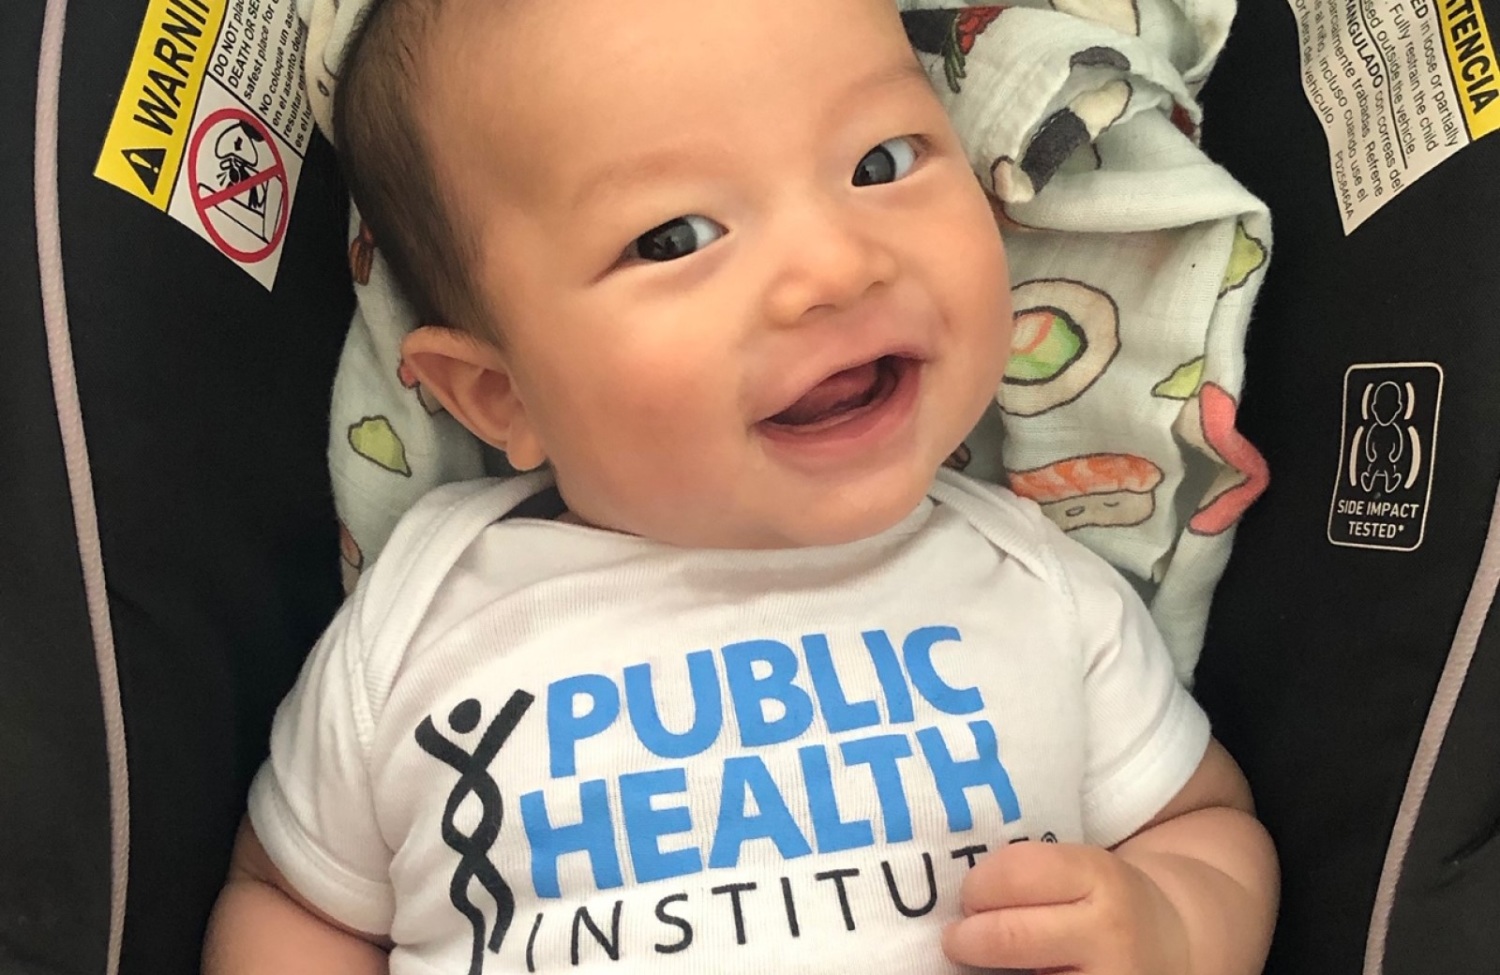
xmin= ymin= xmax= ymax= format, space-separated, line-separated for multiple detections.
xmin=929 ymin=468 xmax=1056 ymax=583
xmin=352 ymin=472 xmax=554 ymax=739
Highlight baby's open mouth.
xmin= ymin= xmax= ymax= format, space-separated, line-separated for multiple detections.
xmin=763 ymin=355 xmax=914 ymax=432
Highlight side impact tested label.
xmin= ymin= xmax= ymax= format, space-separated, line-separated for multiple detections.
xmin=1329 ymin=363 xmax=1443 ymax=551
xmin=1287 ymin=0 xmax=1499 ymax=233
xmin=95 ymin=0 xmax=315 ymax=288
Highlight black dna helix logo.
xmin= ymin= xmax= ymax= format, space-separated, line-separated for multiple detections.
xmin=415 ymin=690 xmax=536 ymax=975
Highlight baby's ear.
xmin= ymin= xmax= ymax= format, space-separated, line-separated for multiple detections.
xmin=399 ymin=326 xmax=547 ymax=470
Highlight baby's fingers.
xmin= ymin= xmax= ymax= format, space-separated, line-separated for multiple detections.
xmin=942 ymin=901 xmax=1094 ymax=971
xmin=960 ymin=841 xmax=1104 ymax=914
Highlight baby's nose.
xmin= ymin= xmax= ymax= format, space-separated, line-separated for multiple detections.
xmin=762 ymin=207 xmax=899 ymax=327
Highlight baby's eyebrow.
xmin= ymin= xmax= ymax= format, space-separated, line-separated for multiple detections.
xmin=567 ymin=57 xmax=932 ymax=214
xmin=832 ymin=58 xmax=933 ymax=112
xmin=813 ymin=57 xmax=935 ymax=133
xmin=569 ymin=141 xmax=715 ymax=213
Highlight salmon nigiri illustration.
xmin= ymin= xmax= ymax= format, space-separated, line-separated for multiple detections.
xmin=1008 ymin=453 xmax=1164 ymax=531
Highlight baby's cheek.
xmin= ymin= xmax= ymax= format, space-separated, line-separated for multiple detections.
xmin=973 ymin=239 xmax=1013 ymax=345
xmin=940 ymin=189 xmax=1011 ymax=301
xmin=618 ymin=361 xmax=716 ymax=424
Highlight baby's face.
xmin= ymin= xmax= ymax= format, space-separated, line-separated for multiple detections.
xmin=430 ymin=0 xmax=1013 ymax=548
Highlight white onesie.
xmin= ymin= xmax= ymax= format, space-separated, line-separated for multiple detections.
xmin=249 ymin=468 xmax=1209 ymax=975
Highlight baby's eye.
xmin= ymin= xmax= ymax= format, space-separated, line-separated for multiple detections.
xmin=853 ymin=137 xmax=920 ymax=187
xmin=625 ymin=215 xmax=725 ymax=263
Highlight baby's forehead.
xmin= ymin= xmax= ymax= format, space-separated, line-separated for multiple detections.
xmin=428 ymin=0 xmax=917 ymax=105
xmin=423 ymin=0 xmax=927 ymax=204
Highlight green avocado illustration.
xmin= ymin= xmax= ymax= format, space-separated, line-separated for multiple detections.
xmin=1006 ymin=309 xmax=1086 ymax=385
xmin=1221 ymin=222 xmax=1268 ymax=296
xmin=1152 ymin=357 xmax=1205 ymax=400
xmin=999 ymin=279 xmax=1121 ymax=418
xmin=348 ymin=416 xmax=412 ymax=477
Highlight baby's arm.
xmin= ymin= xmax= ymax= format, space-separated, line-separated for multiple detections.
xmin=942 ymin=738 xmax=1277 ymax=975
xmin=202 ymin=818 xmax=390 ymax=975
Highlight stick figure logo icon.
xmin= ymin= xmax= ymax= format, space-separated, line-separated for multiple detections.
xmin=415 ymin=690 xmax=536 ymax=975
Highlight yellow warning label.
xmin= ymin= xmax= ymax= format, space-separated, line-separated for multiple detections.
xmin=1440 ymin=0 xmax=1500 ymax=140
xmin=94 ymin=0 xmax=228 ymax=209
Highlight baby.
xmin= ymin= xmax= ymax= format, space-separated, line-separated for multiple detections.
xmin=204 ymin=0 xmax=1277 ymax=973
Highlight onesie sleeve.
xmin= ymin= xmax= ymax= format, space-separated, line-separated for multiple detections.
xmin=1054 ymin=534 xmax=1212 ymax=848
xmin=247 ymin=582 xmax=396 ymax=935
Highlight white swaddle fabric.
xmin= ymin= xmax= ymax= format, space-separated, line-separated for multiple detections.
xmin=301 ymin=0 xmax=1270 ymax=679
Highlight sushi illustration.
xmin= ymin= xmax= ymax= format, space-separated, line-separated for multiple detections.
xmin=1008 ymin=453 xmax=1165 ymax=531
xmin=902 ymin=6 xmax=1008 ymax=93
xmin=1000 ymin=279 xmax=1120 ymax=417
xmin=349 ymin=220 xmax=376 ymax=286
xmin=1177 ymin=383 xmax=1270 ymax=535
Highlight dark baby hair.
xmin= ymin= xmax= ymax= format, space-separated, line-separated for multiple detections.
xmin=334 ymin=0 xmax=489 ymax=334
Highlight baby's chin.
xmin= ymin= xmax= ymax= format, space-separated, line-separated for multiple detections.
xmin=786 ymin=505 xmax=925 ymax=549
xmin=572 ymin=494 xmax=927 ymax=551
xmin=555 ymin=458 xmax=941 ymax=550
xmin=721 ymin=479 xmax=937 ymax=551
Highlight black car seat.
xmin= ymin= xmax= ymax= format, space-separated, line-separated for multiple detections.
xmin=1197 ymin=2 xmax=1500 ymax=972
xmin=6 ymin=1 xmax=1499 ymax=973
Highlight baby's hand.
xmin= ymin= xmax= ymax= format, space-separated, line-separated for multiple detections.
xmin=941 ymin=840 xmax=1191 ymax=975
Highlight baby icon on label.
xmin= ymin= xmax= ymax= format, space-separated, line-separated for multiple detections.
xmin=1357 ymin=382 xmax=1420 ymax=495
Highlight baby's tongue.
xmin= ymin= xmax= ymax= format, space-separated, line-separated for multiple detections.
xmin=771 ymin=361 xmax=880 ymax=426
